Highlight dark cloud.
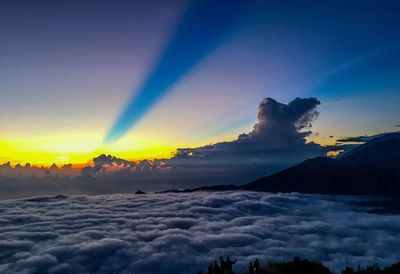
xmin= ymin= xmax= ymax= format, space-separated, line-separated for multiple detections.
xmin=62 ymin=164 xmax=72 ymax=171
xmin=81 ymin=166 xmax=95 ymax=177
xmin=244 ymin=97 xmax=320 ymax=146
xmin=93 ymin=154 xmax=136 ymax=172
xmin=0 ymin=191 xmax=399 ymax=273
xmin=80 ymin=154 xmax=137 ymax=177
xmin=336 ymin=135 xmax=372 ymax=143
xmin=79 ymin=155 xmax=168 ymax=178
xmin=0 ymin=161 xmax=70 ymax=179
xmin=336 ymin=131 xmax=400 ymax=144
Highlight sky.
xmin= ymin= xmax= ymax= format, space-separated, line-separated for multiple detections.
xmin=1 ymin=0 xmax=400 ymax=167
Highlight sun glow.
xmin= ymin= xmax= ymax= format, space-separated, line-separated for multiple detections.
xmin=0 ymin=133 xmax=175 ymax=167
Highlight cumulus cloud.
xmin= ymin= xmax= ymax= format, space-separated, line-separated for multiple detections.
xmin=243 ymin=97 xmax=320 ymax=145
xmin=93 ymin=154 xmax=136 ymax=172
xmin=80 ymin=154 xmax=137 ymax=177
xmin=173 ymin=97 xmax=322 ymax=159
xmin=166 ymin=97 xmax=324 ymax=181
xmin=80 ymin=155 xmax=169 ymax=178
xmin=0 ymin=191 xmax=399 ymax=274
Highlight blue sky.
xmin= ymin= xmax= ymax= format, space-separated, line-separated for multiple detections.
xmin=0 ymin=0 xmax=399 ymax=165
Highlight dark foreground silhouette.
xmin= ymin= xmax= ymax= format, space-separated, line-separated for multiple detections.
xmin=243 ymin=133 xmax=400 ymax=196
xmin=196 ymin=257 xmax=400 ymax=274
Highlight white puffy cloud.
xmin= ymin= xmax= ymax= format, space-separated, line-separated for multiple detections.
xmin=0 ymin=191 xmax=399 ymax=273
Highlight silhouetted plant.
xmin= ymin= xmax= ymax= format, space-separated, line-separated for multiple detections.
xmin=197 ymin=257 xmax=400 ymax=274
xmin=264 ymin=257 xmax=332 ymax=274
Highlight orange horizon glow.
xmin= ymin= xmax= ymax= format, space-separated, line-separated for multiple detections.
xmin=0 ymin=133 xmax=177 ymax=167
xmin=0 ymin=132 xmax=345 ymax=168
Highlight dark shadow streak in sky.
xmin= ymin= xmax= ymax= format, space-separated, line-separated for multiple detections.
xmin=104 ymin=0 xmax=250 ymax=143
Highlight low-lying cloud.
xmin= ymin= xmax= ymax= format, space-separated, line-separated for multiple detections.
xmin=0 ymin=191 xmax=399 ymax=274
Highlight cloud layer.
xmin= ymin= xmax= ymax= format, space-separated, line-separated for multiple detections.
xmin=0 ymin=191 xmax=399 ymax=274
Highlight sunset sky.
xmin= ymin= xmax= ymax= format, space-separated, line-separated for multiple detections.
xmin=1 ymin=0 xmax=399 ymax=166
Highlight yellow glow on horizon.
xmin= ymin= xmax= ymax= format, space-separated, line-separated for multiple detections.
xmin=306 ymin=134 xmax=337 ymax=147
xmin=0 ymin=132 xmax=176 ymax=166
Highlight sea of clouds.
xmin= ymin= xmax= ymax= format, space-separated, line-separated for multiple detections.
xmin=0 ymin=191 xmax=399 ymax=274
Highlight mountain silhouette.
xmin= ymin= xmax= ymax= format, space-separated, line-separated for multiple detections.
xmin=243 ymin=133 xmax=400 ymax=196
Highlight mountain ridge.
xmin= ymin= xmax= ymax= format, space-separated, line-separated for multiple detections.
xmin=242 ymin=132 xmax=400 ymax=196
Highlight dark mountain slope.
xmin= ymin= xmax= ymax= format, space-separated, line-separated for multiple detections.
xmin=243 ymin=133 xmax=400 ymax=195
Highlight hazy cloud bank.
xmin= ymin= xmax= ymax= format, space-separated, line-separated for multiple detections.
xmin=0 ymin=191 xmax=399 ymax=274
